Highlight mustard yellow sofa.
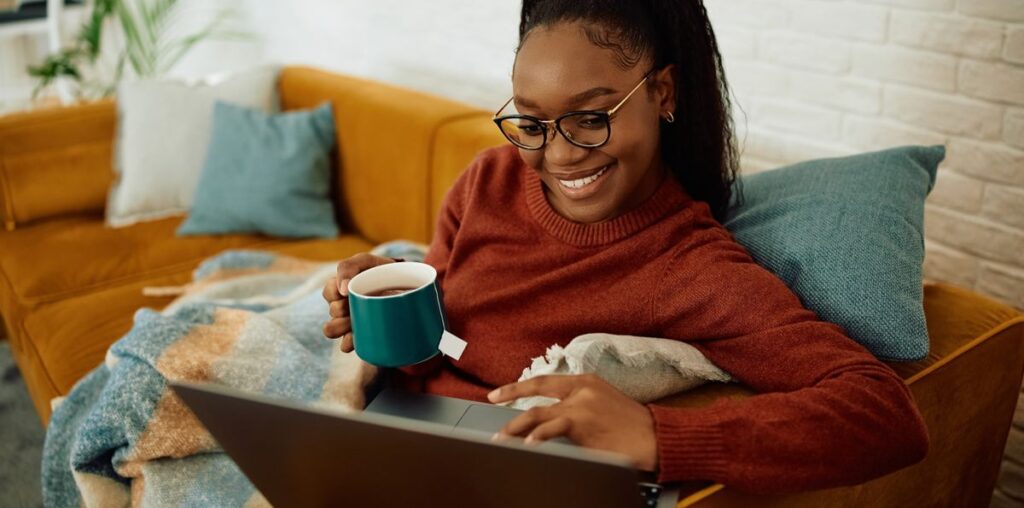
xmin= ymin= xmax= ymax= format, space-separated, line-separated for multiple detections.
xmin=1 ymin=66 xmax=1022 ymax=507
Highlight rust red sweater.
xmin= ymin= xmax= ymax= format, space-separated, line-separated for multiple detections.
xmin=395 ymin=144 xmax=929 ymax=493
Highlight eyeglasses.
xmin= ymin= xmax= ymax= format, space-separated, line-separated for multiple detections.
xmin=492 ymin=70 xmax=653 ymax=151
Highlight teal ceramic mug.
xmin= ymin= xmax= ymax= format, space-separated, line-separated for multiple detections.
xmin=347 ymin=262 xmax=447 ymax=368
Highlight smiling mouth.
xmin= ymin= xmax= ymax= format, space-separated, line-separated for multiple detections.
xmin=555 ymin=164 xmax=611 ymax=190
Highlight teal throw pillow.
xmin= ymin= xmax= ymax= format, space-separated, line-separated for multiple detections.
xmin=724 ymin=145 xmax=945 ymax=361
xmin=177 ymin=101 xmax=339 ymax=238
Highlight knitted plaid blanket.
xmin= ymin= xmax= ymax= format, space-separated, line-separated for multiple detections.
xmin=42 ymin=243 xmax=425 ymax=507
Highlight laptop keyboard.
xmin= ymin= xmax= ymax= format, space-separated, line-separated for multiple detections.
xmin=367 ymin=389 xmax=671 ymax=506
xmin=638 ymin=482 xmax=662 ymax=507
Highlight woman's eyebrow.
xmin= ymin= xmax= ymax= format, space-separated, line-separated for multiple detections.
xmin=515 ymin=86 xmax=619 ymax=111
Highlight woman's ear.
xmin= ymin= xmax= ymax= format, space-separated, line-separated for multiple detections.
xmin=653 ymin=64 xmax=677 ymax=116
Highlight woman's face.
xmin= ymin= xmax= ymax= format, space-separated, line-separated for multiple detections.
xmin=512 ymin=22 xmax=675 ymax=224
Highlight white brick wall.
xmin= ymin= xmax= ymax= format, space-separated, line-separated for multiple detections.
xmin=854 ymin=44 xmax=958 ymax=92
xmin=890 ymin=10 xmax=1004 ymax=58
xmin=1007 ymin=26 xmax=1024 ymax=63
xmin=707 ymin=0 xmax=1024 ymax=311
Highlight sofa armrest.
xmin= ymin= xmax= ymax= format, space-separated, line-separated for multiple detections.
xmin=655 ymin=282 xmax=1024 ymax=507
xmin=0 ymin=100 xmax=116 ymax=231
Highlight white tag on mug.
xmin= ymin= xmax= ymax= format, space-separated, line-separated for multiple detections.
xmin=438 ymin=331 xmax=467 ymax=360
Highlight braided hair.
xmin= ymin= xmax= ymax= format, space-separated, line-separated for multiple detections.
xmin=517 ymin=0 xmax=742 ymax=221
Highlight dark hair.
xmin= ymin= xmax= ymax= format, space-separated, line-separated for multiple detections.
xmin=517 ymin=0 xmax=741 ymax=222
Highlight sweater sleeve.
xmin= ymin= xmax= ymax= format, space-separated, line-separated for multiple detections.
xmin=648 ymin=225 xmax=929 ymax=494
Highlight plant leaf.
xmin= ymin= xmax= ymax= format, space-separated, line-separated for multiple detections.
xmin=81 ymin=0 xmax=119 ymax=59
xmin=143 ymin=0 xmax=180 ymax=76
xmin=116 ymin=1 xmax=152 ymax=77
xmin=138 ymin=0 xmax=170 ymax=58
xmin=156 ymin=8 xmax=244 ymax=74
xmin=27 ymin=52 xmax=83 ymax=99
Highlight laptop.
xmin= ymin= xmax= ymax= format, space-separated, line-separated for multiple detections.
xmin=172 ymin=382 xmax=680 ymax=507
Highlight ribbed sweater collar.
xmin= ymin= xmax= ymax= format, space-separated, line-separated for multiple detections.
xmin=523 ymin=162 xmax=694 ymax=248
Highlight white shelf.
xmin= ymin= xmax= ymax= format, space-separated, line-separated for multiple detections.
xmin=0 ymin=17 xmax=46 ymax=38
xmin=0 ymin=4 xmax=83 ymax=40
xmin=0 ymin=2 xmax=86 ymax=104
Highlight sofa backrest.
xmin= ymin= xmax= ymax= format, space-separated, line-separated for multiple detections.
xmin=427 ymin=115 xmax=508 ymax=235
xmin=278 ymin=66 xmax=506 ymax=245
xmin=0 ymin=67 xmax=508 ymax=242
xmin=0 ymin=100 xmax=116 ymax=231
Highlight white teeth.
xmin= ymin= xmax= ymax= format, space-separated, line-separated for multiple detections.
xmin=558 ymin=165 xmax=608 ymax=190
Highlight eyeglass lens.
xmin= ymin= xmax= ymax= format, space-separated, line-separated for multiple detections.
xmin=498 ymin=112 xmax=609 ymax=149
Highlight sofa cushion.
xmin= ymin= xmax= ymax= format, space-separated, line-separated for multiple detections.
xmin=17 ymin=235 xmax=373 ymax=422
xmin=107 ymin=66 xmax=280 ymax=228
xmin=724 ymin=145 xmax=943 ymax=362
xmin=0 ymin=215 xmax=281 ymax=304
xmin=177 ymin=101 xmax=339 ymax=238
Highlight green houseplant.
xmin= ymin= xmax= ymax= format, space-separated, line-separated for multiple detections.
xmin=28 ymin=0 xmax=243 ymax=100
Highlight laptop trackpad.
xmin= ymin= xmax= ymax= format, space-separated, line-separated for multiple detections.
xmin=456 ymin=405 xmax=575 ymax=446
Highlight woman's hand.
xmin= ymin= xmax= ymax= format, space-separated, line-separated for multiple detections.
xmin=322 ymin=253 xmax=396 ymax=351
xmin=487 ymin=374 xmax=659 ymax=471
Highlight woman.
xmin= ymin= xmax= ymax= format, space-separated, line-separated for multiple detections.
xmin=322 ymin=0 xmax=929 ymax=494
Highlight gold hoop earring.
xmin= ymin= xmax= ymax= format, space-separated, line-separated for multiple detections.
xmin=665 ymin=112 xmax=675 ymax=123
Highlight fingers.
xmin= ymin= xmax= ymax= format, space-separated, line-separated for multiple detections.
xmin=324 ymin=252 xmax=398 ymax=348
xmin=525 ymin=416 xmax=573 ymax=444
xmin=328 ymin=300 xmax=349 ymax=319
xmin=335 ymin=253 xmax=394 ymax=296
xmin=487 ymin=375 xmax=579 ymax=404
xmin=323 ymin=320 xmax=354 ymax=353
xmin=495 ymin=405 xmax=557 ymax=439
xmin=322 ymin=317 xmax=350 ymax=339
xmin=323 ymin=276 xmax=342 ymax=302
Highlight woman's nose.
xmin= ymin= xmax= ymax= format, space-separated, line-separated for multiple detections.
xmin=544 ymin=128 xmax=589 ymax=168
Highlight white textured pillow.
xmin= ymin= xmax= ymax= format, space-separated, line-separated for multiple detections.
xmin=106 ymin=66 xmax=280 ymax=228
xmin=508 ymin=333 xmax=733 ymax=411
